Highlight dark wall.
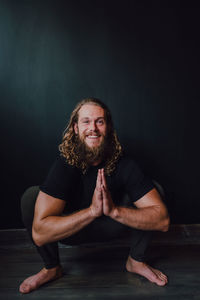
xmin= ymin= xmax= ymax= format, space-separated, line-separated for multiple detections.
xmin=1 ymin=0 xmax=200 ymax=228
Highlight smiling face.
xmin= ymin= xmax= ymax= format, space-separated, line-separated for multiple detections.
xmin=74 ymin=103 xmax=107 ymax=149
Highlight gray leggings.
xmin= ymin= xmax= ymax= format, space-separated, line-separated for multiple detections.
xmin=21 ymin=186 xmax=153 ymax=269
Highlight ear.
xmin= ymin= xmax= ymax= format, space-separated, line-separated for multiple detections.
xmin=74 ymin=123 xmax=78 ymax=134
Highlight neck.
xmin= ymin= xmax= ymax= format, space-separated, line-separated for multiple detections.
xmin=91 ymin=159 xmax=102 ymax=166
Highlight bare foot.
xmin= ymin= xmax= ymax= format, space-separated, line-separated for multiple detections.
xmin=126 ymin=256 xmax=168 ymax=286
xmin=19 ymin=265 xmax=63 ymax=293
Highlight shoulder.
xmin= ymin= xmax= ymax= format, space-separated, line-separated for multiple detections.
xmin=113 ymin=154 xmax=146 ymax=183
xmin=40 ymin=155 xmax=81 ymax=200
xmin=49 ymin=155 xmax=80 ymax=177
xmin=54 ymin=155 xmax=74 ymax=168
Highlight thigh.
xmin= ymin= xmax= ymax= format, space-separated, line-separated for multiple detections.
xmin=21 ymin=186 xmax=40 ymax=228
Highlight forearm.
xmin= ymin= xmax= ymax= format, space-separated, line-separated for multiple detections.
xmin=110 ymin=205 xmax=170 ymax=232
xmin=33 ymin=207 xmax=95 ymax=246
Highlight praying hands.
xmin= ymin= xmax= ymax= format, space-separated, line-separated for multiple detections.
xmin=90 ymin=169 xmax=115 ymax=218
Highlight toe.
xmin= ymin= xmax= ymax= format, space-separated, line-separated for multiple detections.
xmin=158 ymin=272 xmax=168 ymax=284
xmin=151 ymin=268 xmax=168 ymax=284
xmin=150 ymin=269 xmax=168 ymax=286
xmin=156 ymin=275 xmax=168 ymax=286
xmin=19 ymin=283 xmax=29 ymax=294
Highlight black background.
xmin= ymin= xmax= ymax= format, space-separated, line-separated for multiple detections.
xmin=1 ymin=0 xmax=200 ymax=228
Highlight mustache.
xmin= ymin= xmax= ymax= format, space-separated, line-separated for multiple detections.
xmin=83 ymin=131 xmax=102 ymax=137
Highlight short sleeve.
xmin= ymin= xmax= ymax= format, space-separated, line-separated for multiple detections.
xmin=122 ymin=158 xmax=155 ymax=203
xmin=39 ymin=156 xmax=79 ymax=201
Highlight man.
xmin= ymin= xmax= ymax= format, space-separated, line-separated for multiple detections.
xmin=20 ymin=98 xmax=170 ymax=293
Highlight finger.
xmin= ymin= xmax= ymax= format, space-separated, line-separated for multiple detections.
xmin=101 ymin=169 xmax=107 ymax=189
xmin=102 ymin=184 xmax=107 ymax=199
xmin=96 ymin=169 xmax=101 ymax=190
xmin=97 ymin=188 xmax=103 ymax=200
xmin=102 ymin=184 xmax=110 ymax=200
xmin=98 ymin=169 xmax=102 ymax=187
xmin=99 ymin=169 xmax=102 ymax=186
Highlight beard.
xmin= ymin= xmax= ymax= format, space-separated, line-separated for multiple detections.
xmin=75 ymin=132 xmax=110 ymax=166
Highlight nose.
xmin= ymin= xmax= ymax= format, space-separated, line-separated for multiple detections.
xmin=89 ymin=121 xmax=97 ymax=131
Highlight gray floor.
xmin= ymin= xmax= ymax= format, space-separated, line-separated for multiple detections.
xmin=0 ymin=226 xmax=200 ymax=299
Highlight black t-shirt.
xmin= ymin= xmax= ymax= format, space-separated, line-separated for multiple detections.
xmin=40 ymin=155 xmax=155 ymax=212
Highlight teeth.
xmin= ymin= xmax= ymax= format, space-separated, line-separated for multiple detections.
xmin=87 ymin=136 xmax=99 ymax=139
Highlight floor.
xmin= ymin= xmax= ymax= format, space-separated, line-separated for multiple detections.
xmin=0 ymin=225 xmax=200 ymax=299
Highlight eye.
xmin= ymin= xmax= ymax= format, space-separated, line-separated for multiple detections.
xmin=97 ymin=119 xmax=104 ymax=125
xmin=82 ymin=120 xmax=89 ymax=124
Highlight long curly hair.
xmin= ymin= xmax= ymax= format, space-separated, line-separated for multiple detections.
xmin=59 ymin=98 xmax=122 ymax=175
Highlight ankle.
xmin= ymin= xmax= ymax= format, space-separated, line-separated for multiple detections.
xmin=43 ymin=265 xmax=62 ymax=274
xmin=126 ymin=256 xmax=145 ymax=268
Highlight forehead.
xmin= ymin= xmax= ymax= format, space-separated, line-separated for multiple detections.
xmin=78 ymin=103 xmax=105 ymax=120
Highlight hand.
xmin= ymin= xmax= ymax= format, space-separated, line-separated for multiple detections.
xmin=90 ymin=169 xmax=103 ymax=217
xmin=100 ymin=169 xmax=116 ymax=217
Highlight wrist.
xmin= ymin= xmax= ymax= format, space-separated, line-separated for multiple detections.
xmin=89 ymin=205 xmax=96 ymax=218
xmin=89 ymin=205 xmax=100 ymax=219
xmin=109 ymin=206 xmax=119 ymax=219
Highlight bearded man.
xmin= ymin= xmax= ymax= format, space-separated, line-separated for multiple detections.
xmin=20 ymin=98 xmax=170 ymax=293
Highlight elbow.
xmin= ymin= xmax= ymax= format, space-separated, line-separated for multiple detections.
xmin=160 ymin=215 xmax=170 ymax=232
